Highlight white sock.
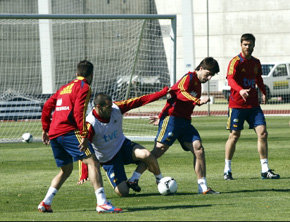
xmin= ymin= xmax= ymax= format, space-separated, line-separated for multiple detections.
xmin=197 ymin=178 xmax=208 ymax=193
xmin=95 ymin=187 xmax=107 ymax=205
xmin=128 ymin=171 xmax=141 ymax=182
xmin=260 ymin=158 xmax=269 ymax=173
xmin=155 ymin=173 xmax=163 ymax=183
xmin=43 ymin=187 xmax=58 ymax=205
xmin=224 ymin=159 xmax=232 ymax=173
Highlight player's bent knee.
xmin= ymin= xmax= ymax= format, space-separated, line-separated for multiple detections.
xmin=140 ymin=149 xmax=151 ymax=159
xmin=258 ymin=131 xmax=268 ymax=140
xmin=152 ymin=145 xmax=168 ymax=158
xmin=194 ymin=146 xmax=204 ymax=158
xmin=83 ymin=155 xmax=100 ymax=168
xmin=229 ymin=132 xmax=240 ymax=141
xmin=115 ymin=181 xmax=129 ymax=197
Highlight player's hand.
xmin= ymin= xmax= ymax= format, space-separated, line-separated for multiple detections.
xmin=77 ymin=178 xmax=89 ymax=185
xmin=42 ymin=131 xmax=50 ymax=145
xmin=149 ymin=116 xmax=159 ymax=126
xmin=261 ymin=94 xmax=267 ymax=104
xmin=239 ymin=88 xmax=251 ymax=101
xmin=79 ymin=137 xmax=89 ymax=152
xmin=199 ymin=96 xmax=210 ymax=105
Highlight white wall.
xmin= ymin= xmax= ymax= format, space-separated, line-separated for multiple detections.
xmin=155 ymin=0 xmax=290 ymax=90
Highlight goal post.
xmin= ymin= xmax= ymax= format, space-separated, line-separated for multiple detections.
xmin=0 ymin=14 xmax=176 ymax=143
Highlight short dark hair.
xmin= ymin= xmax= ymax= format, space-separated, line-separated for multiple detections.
xmin=195 ymin=57 xmax=220 ymax=75
xmin=240 ymin=33 xmax=255 ymax=44
xmin=94 ymin=93 xmax=112 ymax=107
xmin=77 ymin=60 xmax=94 ymax=77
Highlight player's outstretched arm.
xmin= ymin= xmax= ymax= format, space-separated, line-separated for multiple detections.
xmin=115 ymin=86 xmax=169 ymax=114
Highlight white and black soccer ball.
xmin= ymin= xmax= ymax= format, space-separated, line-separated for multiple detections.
xmin=22 ymin=133 xmax=33 ymax=143
xmin=158 ymin=176 xmax=178 ymax=195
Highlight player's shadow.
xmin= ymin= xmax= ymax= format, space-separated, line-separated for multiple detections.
xmin=248 ymin=176 xmax=290 ymax=180
xmin=76 ymin=203 xmax=213 ymax=213
xmin=223 ymin=188 xmax=290 ymax=194
xmin=125 ymin=204 xmax=212 ymax=212
xmin=125 ymin=192 xmax=195 ymax=197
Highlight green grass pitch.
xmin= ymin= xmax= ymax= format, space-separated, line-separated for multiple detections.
xmin=0 ymin=116 xmax=289 ymax=221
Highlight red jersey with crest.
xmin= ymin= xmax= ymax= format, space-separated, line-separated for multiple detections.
xmin=41 ymin=76 xmax=91 ymax=139
xmin=159 ymin=71 xmax=201 ymax=120
xmin=227 ymin=53 xmax=266 ymax=108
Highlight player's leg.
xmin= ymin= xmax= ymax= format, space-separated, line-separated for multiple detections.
xmin=128 ymin=116 xmax=175 ymax=187
xmin=38 ymin=163 xmax=73 ymax=213
xmin=81 ymin=155 xmax=103 ymax=190
xmin=38 ymin=136 xmax=74 ymax=213
xmin=224 ymin=130 xmax=241 ymax=179
xmin=101 ymin=152 xmax=130 ymax=197
xmin=224 ymin=108 xmax=244 ymax=180
xmin=183 ymin=140 xmax=206 ymax=178
xmin=50 ymin=163 xmax=73 ymax=189
xmin=181 ymin=141 xmax=219 ymax=195
xmin=132 ymin=143 xmax=163 ymax=183
xmin=180 ymin=125 xmax=219 ymax=195
xmin=40 ymin=132 xmax=121 ymax=213
xmin=251 ymin=108 xmax=280 ymax=179
xmin=127 ymin=141 xmax=169 ymax=192
xmin=255 ymin=124 xmax=268 ymax=159
xmin=69 ymin=134 xmax=121 ymax=212
xmin=82 ymin=156 xmax=122 ymax=213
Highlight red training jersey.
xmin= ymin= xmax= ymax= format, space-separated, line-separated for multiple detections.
xmin=159 ymin=71 xmax=201 ymax=120
xmin=227 ymin=53 xmax=266 ymax=108
xmin=41 ymin=76 xmax=91 ymax=139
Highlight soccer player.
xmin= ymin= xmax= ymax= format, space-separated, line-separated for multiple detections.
xmin=128 ymin=57 xmax=220 ymax=194
xmin=39 ymin=60 xmax=122 ymax=213
xmin=78 ymin=87 xmax=169 ymax=196
xmin=223 ymin=33 xmax=280 ymax=180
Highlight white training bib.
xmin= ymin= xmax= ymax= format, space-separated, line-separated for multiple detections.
xmin=86 ymin=103 xmax=126 ymax=163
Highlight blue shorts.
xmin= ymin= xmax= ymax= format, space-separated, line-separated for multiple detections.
xmin=50 ymin=131 xmax=95 ymax=167
xmin=226 ymin=107 xmax=266 ymax=131
xmin=156 ymin=116 xmax=201 ymax=151
xmin=101 ymin=138 xmax=138 ymax=188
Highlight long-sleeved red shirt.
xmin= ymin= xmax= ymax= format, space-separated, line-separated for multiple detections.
xmin=41 ymin=76 xmax=91 ymax=139
xmin=159 ymin=71 xmax=201 ymax=120
xmin=227 ymin=53 xmax=266 ymax=108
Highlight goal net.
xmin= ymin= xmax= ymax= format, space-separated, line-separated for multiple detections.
xmin=0 ymin=14 xmax=176 ymax=143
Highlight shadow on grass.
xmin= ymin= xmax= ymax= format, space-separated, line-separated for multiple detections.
xmin=72 ymin=203 xmax=213 ymax=213
xmin=125 ymin=204 xmax=212 ymax=212
xmin=124 ymin=192 xmax=196 ymax=198
xmin=223 ymin=188 xmax=290 ymax=194
xmin=248 ymin=177 xmax=290 ymax=180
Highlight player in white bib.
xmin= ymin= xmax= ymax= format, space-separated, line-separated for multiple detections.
xmin=79 ymin=87 xmax=169 ymax=196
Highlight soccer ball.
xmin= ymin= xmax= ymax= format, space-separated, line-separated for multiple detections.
xmin=158 ymin=177 xmax=178 ymax=195
xmin=22 ymin=133 xmax=33 ymax=143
